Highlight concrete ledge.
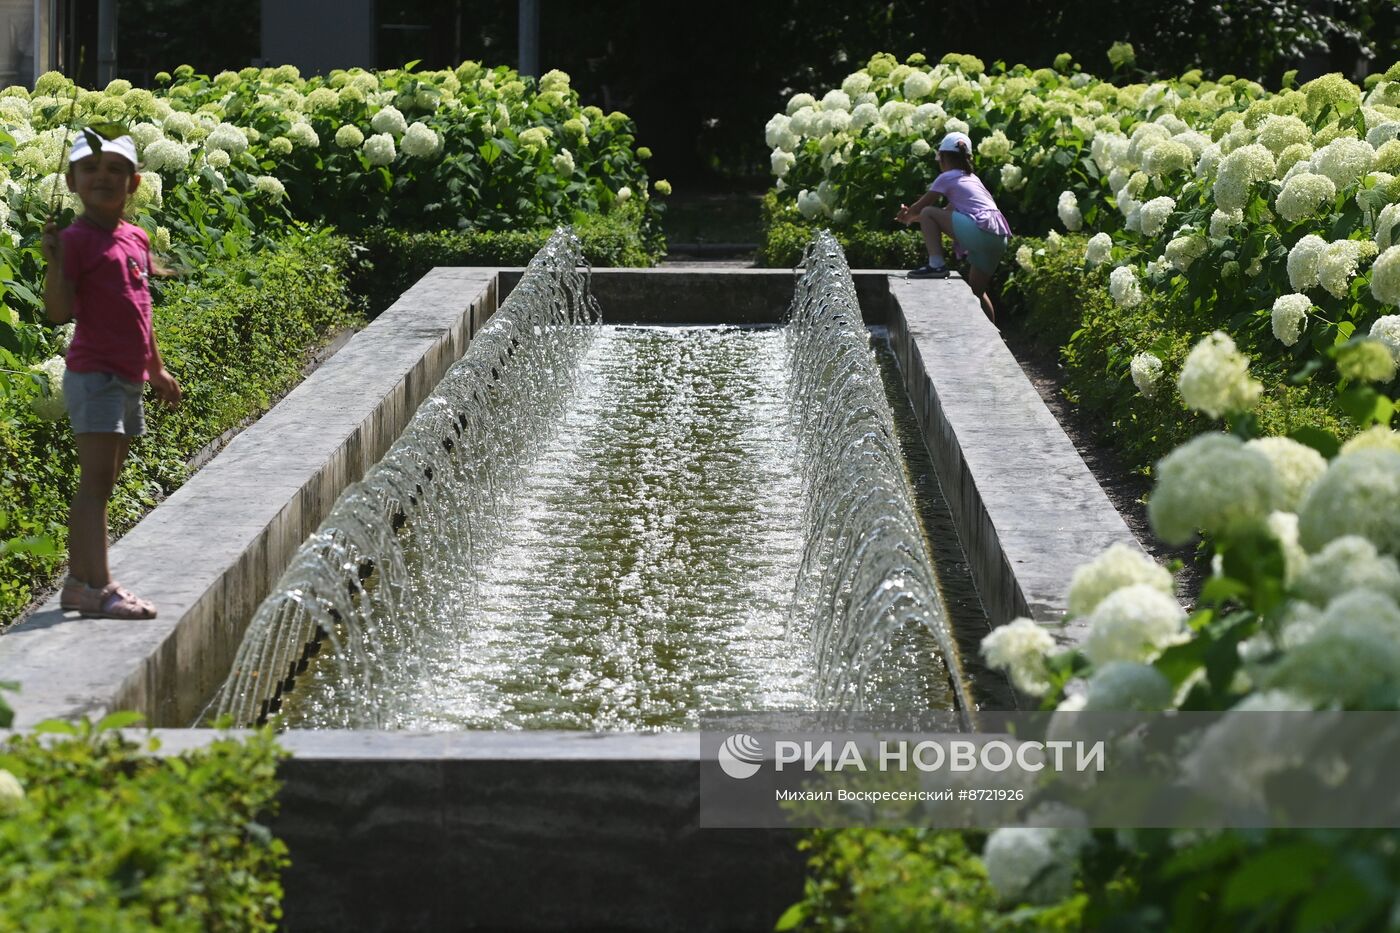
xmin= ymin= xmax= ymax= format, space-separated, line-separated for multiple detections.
xmin=0 ymin=269 xmax=500 ymax=727
xmin=885 ymin=276 xmax=1137 ymax=678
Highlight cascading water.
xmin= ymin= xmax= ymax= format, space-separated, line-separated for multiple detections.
xmin=784 ymin=231 xmax=968 ymax=714
xmin=211 ymin=231 xmax=600 ymax=727
xmin=209 ymin=229 xmax=966 ymax=728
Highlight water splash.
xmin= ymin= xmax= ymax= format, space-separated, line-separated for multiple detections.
xmin=209 ymin=230 xmax=599 ymax=727
xmin=784 ymin=231 xmax=969 ymax=713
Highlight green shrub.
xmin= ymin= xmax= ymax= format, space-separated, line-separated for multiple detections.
xmin=354 ymin=209 xmax=663 ymax=316
xmin=1006 ymin=235 xmax=1349 ymax=472
xmin=778 ymin=829 xmax=1086 ymax=931
xmin=0 ymin=228 xmax=361 ymax=624
xmin=0 ymin=715 xmax=287 ymax=932
xmin=758 ymin=193 xmax=924 ymax=268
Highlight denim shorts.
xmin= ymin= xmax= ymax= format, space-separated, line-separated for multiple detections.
xmin=63 ymin=369 xmax=145 ymax=436
xmin=951 ymin=211 xmax=1010 ymax=274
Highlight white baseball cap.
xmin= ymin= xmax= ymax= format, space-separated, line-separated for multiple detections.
xmin=938 ymin=131 xmax=972 ymax=153
xmin=67 ymin=130 xmax=138 ymax=169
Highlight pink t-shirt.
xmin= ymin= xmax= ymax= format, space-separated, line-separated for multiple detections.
xmin=930 ymin=170 xmax=1013 ymax=237
xmin=62 ymin=218 xmax=154 ymax=383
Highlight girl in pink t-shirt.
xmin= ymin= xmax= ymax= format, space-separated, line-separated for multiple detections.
xmin=40 ymin=131 xmax=181 ymax=620
xmin=895 ymin=131 xmax=1012 ymax=323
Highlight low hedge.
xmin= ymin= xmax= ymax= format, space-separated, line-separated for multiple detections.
xmin=0 ymin=228 xmax=362 ymax=624
xmin=758 ymin=193 xmax=924 ymax=268
xmin=355 ymin=209 xmax=665 ymax=316
xmin=1005 ymin=234 xmax=1349 ymax=471
xmin=0 ymin=715 xmax=287 ymax=931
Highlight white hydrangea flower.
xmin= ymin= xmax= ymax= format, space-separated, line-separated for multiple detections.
xmin=975 ymin=129 xmax=1011 ymax=164
xmin=1213 ymin=143 xmax=1275 ymax=212
xmin=550 ymin=148 xmax=575 ymax=175
xmin=1209 ymin=208 xmax=1243 ymax=237
xmin=162 ymin=111 xmax=201 ymax=140
xmin=764 ymin=114 xmax=794 ymax=150
xmin=788 ymin=106 xmax=818 ymax=137
xmin=1195 ymin=143 xmax=1223 ymax=179
xmin=1341 ymin=425 xmax=1400 ymax=457
xmin=1143 ymin=139 xmax=1194 ymax=176
xmin=1270 ymin=294 xmax=1311 ymax=347
xmin=518 ymin=126 xmax=552 ymax=150
xmin=819 ymin=89 xmax=851 ymax=112
xmin=1370 ymin=314 xmax=1400 ymax=362
xmin=848 ymin=102 xmax=879 ymax=131
xmin=370 ymin=105 xmax=408 ymax=136
xmin=909 ymin=138 xmax=930 ymax=157
xmin=335 ymin=124 xmax=364 ymax=148
xmin=1149 ymin=433 xmax=1280 ymax=545
xmin=285 ymin=121 xmax=319 ymax=148
xmin=1056 ymin=190 xmax=1082 ymax=231
xmin=1179 ymin=689 xmax=1319 ymax=812
xmin=28 ymin=355 xmax=66 ymax=421
xmin=617 ymin=185 xmax=632 ymax=203
xmin=945 ymin=116 xmax=970 ymax=135
xmin=401 ymin=122 xmax=440 ymax=159
xmin=1165 ymin=235 xmax=1207 ymax=272
xmin=1295 ymin=536 xmax=1400 ymax=606
xmin=1318 ymin=239 xmax=1369 ymax=299
xmin=840 ymin=72 xmax=872 ymax=97
xmin=902 ymin=70 xmax=934 ymax=100
xmin=1177 ymin=331 xmax=1264 ymax=419
xmin=770 ymin=148 xmax=795 ymax=178
xmin=1068 ymin=542 xmax=1173 ymax=618
xmin=0 ymin=769 xmax=24 ymax=808
xmin=1372 ymin=246 xmax=1400 ymax=305
xmin=1275 ymin=172 xmax=1337 ymax=223
xmin=1108 ymin=265 xmax=1142 ymax=308
xmin=982 ymin=827 xmax=1085 ymax=905
xmin=1298 ymin=448 xmax=1400 ymax=555
xmin=980 ymin=618 xmax=1056 ymax=696
xmin=1085 ymin=232 xmax=1112 ymax=267
xmin=1309 ymin=136 xmax=1375 ymax=189
xmin=784 ymin=91 xmax=817 ymax=115
xmin=203 ymin=148 xmax=230 ymax=169
xmin=1129 ymin=351 xmax=1163 ymax=398
xmin=1262 ymin=589 xmax=1400 ymax=705
xmin=252 ymin=175 xmax=286 ymax=201
xmin=140 ymin=138 xmax=190 ymax=173
xmin=1257 ymin=114 xmax=1313 ymax=154
xmin=202 ymin=122 xmax=247 ymax=155
xmin=1275 ymin=142 xmax=1315 ymax=179
xmin=1244 ymin=437 xmax=1327 ymax=512
xmin=1081 ymin=660 xmax=1173 ymax=710
xmin=1368 ymin=121 xmax=1400 ymax=149
xmin=1081 ymin=584 xmax=1187 ymax=666
xmin=1287 ymin=234 xmax=1328 ymax=291
xmin=1139 ymin=196 xmax=1176 ymax=238
xmin=1000 ymin=163 xmax=1024 ymax=191
xmin=362 ymin=132 xmax=396 ymax=166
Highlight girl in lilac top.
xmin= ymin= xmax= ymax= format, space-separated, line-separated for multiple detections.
xmin=895 ymin=131 xmax=1012 ymax=323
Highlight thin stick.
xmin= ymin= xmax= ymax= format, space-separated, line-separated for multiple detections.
xmin=48 ymin=48 xmax=86 ymax=220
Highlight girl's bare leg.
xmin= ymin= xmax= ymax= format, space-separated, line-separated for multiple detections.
xmin=916 ymin=205 xmax=955 ymax=264
xmin=968 ymin=266 xmax=996 ymax=323
xmin=69 ymin=433 xmax=125 ymax=588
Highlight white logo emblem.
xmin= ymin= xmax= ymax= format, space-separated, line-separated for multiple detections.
xmin=717 ymin=733 xmax=764 ymax=779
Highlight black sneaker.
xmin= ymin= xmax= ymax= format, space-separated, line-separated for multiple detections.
xmin=907 ymin=261 xmax=950 ymax=279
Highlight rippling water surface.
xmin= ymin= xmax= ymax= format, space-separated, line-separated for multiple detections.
xmin=286 ymin=326 xmax=837 ymax=728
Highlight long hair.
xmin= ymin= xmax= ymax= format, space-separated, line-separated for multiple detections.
xmin=941 ymin=142 xmax=973 ymax=175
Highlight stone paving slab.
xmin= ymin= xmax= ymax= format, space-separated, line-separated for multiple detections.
xmin=0 ymin=269 xmax=499 ymax=727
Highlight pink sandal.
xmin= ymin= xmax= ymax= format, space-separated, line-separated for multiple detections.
xmin=78 ymin=582 xmax=157 ymax=620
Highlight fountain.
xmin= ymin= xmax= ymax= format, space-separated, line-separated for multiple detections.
xmin=212 ymin=229 xmax=965 ymax=729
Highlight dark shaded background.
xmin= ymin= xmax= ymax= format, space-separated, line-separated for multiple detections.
xmin=98 ymin=0 xmax=1400 ymax=186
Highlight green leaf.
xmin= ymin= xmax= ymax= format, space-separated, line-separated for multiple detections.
xmin=1221 ymin=842 xmax=1330 ymax=910
xmin=1287 ymin=426 xmax=1340 ymax=459
xmin=773 ymin=902 xmax=806 ymax=931
xmin=96 ymin=710 xmax=146 ymax=732
xmin=32 ymin=719 xmax=80 ymax=735
xmin=1338 ymin=386 xmax=1390 ymax=428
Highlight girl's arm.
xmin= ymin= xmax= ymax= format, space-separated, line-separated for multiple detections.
xmin=147 ymin=329 xmax=181 ymax=407
xmin=895 ymin=189 xmax=942 ymax=224
xmin=41 ymin=222 xmax=75 ymax=324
